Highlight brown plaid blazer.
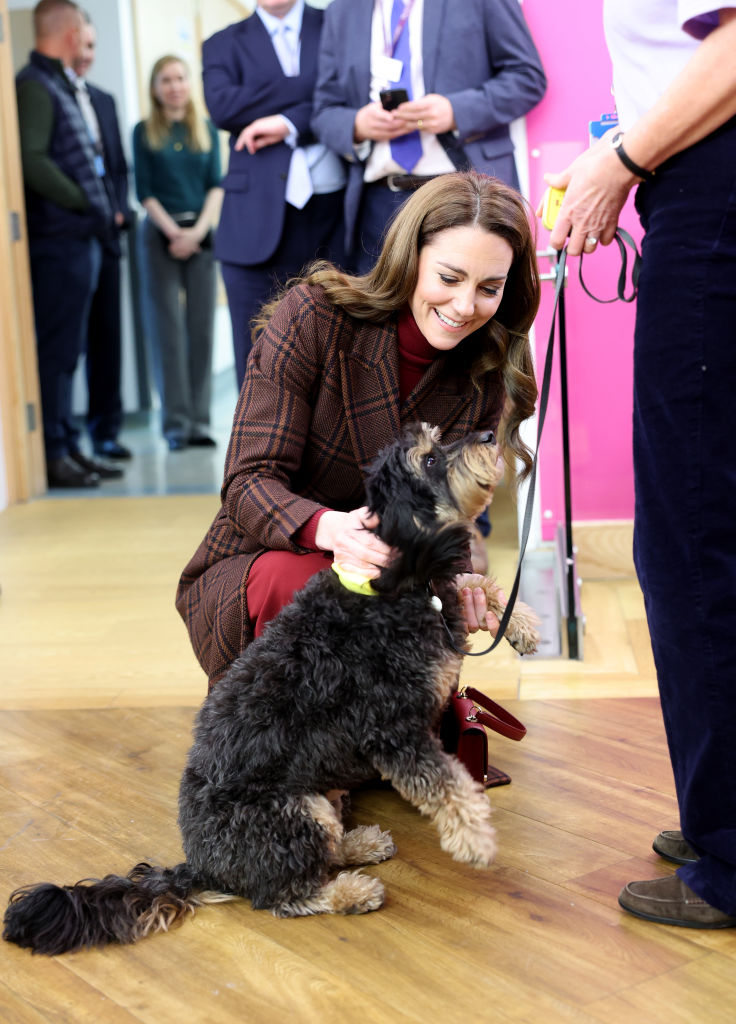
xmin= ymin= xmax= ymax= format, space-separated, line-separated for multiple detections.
xmin=176 ymin=283 xmax=505 ymax=685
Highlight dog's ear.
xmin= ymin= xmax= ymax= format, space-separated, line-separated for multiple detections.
xmin=368 ymin=475 xmax=435 ymax=545
xmin=364 ymin=444 xmax=436 ymax=533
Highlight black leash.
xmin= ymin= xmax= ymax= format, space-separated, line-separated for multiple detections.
xmin=579 ymin=227 xmax=641 ymax=303
xmin=440 ymin=246 xmax=569 ymax=657
xmin=439 ymin=227 xmax=641 ymax=658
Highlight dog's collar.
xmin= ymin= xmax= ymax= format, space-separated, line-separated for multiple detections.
xmin=331 ymin=564 xmax=445 ymax=610
xmin=331 ymin=562 xmax=379 ymax=597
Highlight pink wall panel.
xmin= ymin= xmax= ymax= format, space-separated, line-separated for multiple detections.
xmin=522 ymin=0 xmax=638 ymax=538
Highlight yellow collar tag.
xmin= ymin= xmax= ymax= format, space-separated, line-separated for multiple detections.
xmin=331 ymin=562 xmax=379 ymax=597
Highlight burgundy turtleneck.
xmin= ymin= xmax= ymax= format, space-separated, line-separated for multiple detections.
xmin=397 ymin=305 xmax=438 ymax=404
xmin=294 ymin=306 xmax=438 ymax=549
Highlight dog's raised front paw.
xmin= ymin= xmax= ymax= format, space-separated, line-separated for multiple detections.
xmin=505 ymin=601 xmax=541 ymax=655
xmin=506 ymin=622 xmax=540 ymax=655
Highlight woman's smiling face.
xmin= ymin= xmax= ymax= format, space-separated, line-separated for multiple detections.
xmin=409 ymin=225 xmax=514 ymax=351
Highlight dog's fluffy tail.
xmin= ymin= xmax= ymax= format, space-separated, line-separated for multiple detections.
xmin=3 ymin=861 xmax=206 ymax=955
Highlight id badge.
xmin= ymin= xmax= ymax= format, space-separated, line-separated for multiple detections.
xmin=373 ymin=54 xmax=403 ymax=82
xmin=589 ymin=112 xmax=618 ymax=144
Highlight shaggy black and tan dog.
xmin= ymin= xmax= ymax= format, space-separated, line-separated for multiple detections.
xmin=4 ymin=423 xmax=539 ymax=954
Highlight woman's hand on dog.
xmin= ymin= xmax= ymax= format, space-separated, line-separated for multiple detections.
xmin=457 ymin=579 xmax=502 ymax=635
xmin=316 ymin=507 xmax=395 ymax=576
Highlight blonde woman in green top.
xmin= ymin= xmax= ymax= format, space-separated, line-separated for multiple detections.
xmin=134 ymin=55 xmax=223 ymax=450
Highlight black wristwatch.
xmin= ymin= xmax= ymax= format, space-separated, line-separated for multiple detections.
xmin=610 ymin=131 xmax=655 ymax=180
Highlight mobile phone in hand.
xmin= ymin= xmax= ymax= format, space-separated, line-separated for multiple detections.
xmin=379 ymin=88 xmax=409 ymax=111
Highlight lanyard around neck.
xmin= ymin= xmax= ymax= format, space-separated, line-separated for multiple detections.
xmin=381 ymin=0 xmax=416 ymax=57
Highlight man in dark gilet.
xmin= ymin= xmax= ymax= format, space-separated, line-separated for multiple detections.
xmin=16 ymin=0 xmax=122 ymax=488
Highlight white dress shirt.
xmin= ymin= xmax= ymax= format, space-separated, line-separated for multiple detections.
xmin=65 ymin=66 xmax=106 ymax=177
xmin=364 ymin=0 xmax=455 ymax=182
xmin=256 ymin=1 xmax=346 ymax=203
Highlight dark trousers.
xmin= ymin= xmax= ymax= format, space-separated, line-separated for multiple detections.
xmin=632 ymin=117 xmax=736 ymax=914
xmin=220 ymin=189 xmax=345 ymax=389
xmin=86 ymin=245 xmax=123 ymax=444
xmin=29 ymin=236 xmax=101 ymax=461
xmin=353 ymin=182 xmax=411 ymax=275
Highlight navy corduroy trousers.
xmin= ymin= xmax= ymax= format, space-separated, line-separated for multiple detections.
xmin=633 ymin=116 xmax=736 ymax=914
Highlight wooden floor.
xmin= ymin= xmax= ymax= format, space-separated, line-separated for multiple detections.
xmin=1 ymin=491 xmax=734 ymax=1023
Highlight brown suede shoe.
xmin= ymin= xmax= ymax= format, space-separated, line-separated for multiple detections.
xmin=652 ymin=829 xmax=699 ymax=865
xmin=619 ymin=875 xmax=736 ymax=928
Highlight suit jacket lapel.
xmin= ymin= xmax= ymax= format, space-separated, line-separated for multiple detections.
xmin=340 ymin=316 xmax=476 ymax=465
xmin=341 ymin=321 xmax=401 ymax=468
xmin=300 ymin=5 xmax=321 ymax=75
xmin=244 ymin=9 xmax=286 ymax=79
xmin=403 ymin=356 xmax=473 ymax=435
xmin=352 ymin=1 xmax=375 ymax=107
xmin=421 ymin=0 xmax=448 ymax=92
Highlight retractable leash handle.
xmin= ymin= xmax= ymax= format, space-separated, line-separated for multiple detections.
xmin=541 ymin=184 xmax=641 ymax=303
xmin=442 ymin=247 xmax=568 ymax=658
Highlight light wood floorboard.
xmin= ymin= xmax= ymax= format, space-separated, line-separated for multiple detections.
xmin=0 ymin=492 xmax=732 ymax=1022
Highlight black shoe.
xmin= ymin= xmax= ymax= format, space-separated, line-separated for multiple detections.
xmin=167 ymin=437 xmax=189 ymax=451
xmin=47 ymin=456 xmax=100 ymax=489
xmin=93 ymin=440 xmax=132 ymax=460
xmin=69 ymin=451 xmax=124 ymax=479
xmin=188 ymin=435 xmax=217 ymax=447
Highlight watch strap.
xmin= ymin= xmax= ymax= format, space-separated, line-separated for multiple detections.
xmin=611 ymin=131 xmax=655 ymax=180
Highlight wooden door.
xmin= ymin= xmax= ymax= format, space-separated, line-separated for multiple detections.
xmin=0 ymin=0 xmax=45 ymax=504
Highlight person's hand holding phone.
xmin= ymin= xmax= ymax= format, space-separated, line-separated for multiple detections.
xmin=391 ymin=93 xmax=456 ymax=135
xmin=379 ymin=88 xmax=409 ymax=111
xmin=354 ymin=98 xmax=414 ymax=143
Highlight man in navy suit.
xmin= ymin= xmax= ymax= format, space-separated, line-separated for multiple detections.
xmin=203 ymin=0 xmax=347 ymax=388
xmin=312 ymin=0 xmax=546 ymax=272
xmin=72 ymin=13 xmax=132 ymax=460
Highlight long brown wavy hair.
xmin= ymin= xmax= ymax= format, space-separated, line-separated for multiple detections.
xmin=255 ymin=172 xmax=540 ymax=477
xmin=144 ymin=55 xmax=211 ymax=152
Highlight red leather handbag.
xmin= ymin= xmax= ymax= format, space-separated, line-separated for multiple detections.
xmin=440 ymin=687 xmax=526 ymax=788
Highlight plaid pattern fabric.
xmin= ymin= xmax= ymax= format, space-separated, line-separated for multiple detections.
xmin=176 ymin=284 xmax=505 ymax=685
